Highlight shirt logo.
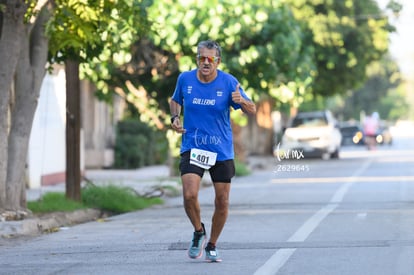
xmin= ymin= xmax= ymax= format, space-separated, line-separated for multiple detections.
xmin=192 ymin=98 xmax=216 ymax=105
xmin=187 ymin=86 xmax=192 ymax=94
xmin=216 ymin=89 xmax=223 ymax=97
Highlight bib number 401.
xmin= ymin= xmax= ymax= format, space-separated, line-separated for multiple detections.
xmin=190 ymin=148 xmax=217 ymax=169
xmin=196 ymin=154 xmax=210 ymax=164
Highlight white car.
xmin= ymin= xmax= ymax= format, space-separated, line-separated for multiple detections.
xmin=275 ymin=110 xmax=342 ymax=159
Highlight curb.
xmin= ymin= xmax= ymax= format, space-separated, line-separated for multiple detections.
xmin=0 ymin=209 xmax=101 ymax=238
xmin=0 ymin=162 xmax=258 ymax=239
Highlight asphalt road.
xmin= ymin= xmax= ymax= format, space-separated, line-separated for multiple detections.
xmin=1 ymin=129 xmax=414 ymax=275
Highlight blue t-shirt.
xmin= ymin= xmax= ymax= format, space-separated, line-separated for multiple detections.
xmin=171 ymin=69 xmax=251 ymax=161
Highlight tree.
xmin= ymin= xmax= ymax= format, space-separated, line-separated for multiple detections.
xmin=0 ymin=0 xmax=25 ymax=212
xmin=0 ymin=0 xmax=150 ymax=216
xmin=85 ymin=0 xmax=396 ymax=157
xmin=341 ymin=55 xmax=403 ymax=120
xmin=86 ymin=0 xmax=313 ymax=156
xmin=285 ymin=0 xmax=395 ymax=97
xmin=0 ymin=1 xmax=50 ymax=216
xmin=47 ymin=0 xmax=151 ymax=201
xmin=145 ymin=0 xmax=314 ymax=106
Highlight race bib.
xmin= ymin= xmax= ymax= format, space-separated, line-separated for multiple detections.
xmin=190 ymin=148 xmax=217 ymax=169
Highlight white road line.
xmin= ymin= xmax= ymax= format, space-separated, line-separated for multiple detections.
xmin=331 ymin=181 xmax=353 ymax=203
xmin=254 ymin=160 xmax=372 ymax=275
xmin=287 ymin=203 xmax=338 ymax=243
xmin=254 ymin=249 xmax=296 ymax=275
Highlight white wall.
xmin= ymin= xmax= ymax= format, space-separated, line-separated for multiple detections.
xmin=27 ymin=69 xmax=67 ymax=188
xmin=27 ymin=67 xmax=116 ymax=188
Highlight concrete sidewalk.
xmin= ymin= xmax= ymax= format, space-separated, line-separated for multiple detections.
xmin=1 ymin=165 xmax=180 ymax=238
xmin=27 ymin=165 xmax=175 ymax=202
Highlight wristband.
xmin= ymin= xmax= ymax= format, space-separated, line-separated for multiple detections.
xmin=170 ymin=114 xmax=179 ymax=124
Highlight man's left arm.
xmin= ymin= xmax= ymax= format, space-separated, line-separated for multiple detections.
xmin=231 ymin=84 xmax=256 ymax=115
xmin=239 ymin=98 xmax=256 ymax=115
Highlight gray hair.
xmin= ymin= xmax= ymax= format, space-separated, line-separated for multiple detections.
xmin=197 ymin=40 xmax=222 ymax=57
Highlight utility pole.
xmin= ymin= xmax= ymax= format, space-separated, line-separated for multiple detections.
xmin=65 ymin=60 xmax=81 ymax=201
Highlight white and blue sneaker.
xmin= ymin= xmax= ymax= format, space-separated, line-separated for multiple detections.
xmin=205 ymin=243 xmax=222 ymax=262
xmin=188 ymin=223 xmax=206 ymax=259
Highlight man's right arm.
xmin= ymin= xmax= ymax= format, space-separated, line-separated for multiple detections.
xmin=169 ymin=99 xmax=186 ymax=133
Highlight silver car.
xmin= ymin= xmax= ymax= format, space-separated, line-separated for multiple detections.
xmin=275 ymin=110 xmax=342 ymax=159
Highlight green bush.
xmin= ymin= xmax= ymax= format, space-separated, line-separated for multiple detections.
xmin=27 ymin=192 xmax=87 ymax=213
xmin=28 ymin=185 xmax=163 ymax=214
xmin=82 ymin=184 xmax=163 ymax=214
xmin=235 ymin=158 xmax=251 ymax=176
xmin=114 ymin=119 xmax=168 ymax=169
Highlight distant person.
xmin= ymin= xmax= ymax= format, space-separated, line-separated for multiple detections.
xmin=363 ymin=112 xmax=380 ymax=150
xmin=169 ymin=40 xmax=256 ymax=262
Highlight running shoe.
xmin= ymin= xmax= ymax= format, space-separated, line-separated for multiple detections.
xmin=188 ymin=223 xmax=206 ymax=259
xmin=205 ymin=243 xmax=222 ymax=262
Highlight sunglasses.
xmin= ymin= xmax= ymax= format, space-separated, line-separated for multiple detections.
xmin=197 ymin=55 xmax=220 ymax=63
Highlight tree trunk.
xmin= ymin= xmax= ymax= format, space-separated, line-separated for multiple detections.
xmin=0 ymin=1 xmax=27 ymax=210
xmin=244 ymin=99 xmax=274 ymax=156
xmin=232 ymin=120 xmax=246 ymax=162
xmin=6 ymin=5 xmax=49 ymax=211
xmin=65 ymin=60 xmax=82 ymax=201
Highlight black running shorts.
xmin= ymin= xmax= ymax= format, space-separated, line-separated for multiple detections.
xmin=179 ymin=151 xmax=235 ymax=183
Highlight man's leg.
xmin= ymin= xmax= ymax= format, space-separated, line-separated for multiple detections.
xmin=204 ymin=182 xmax=230 ymax=262
xmin=209 ymin=182 xmax=231 ymax=244
xmin=182 ymin=173 xmax=207 ymax=259
xmin=182 ymin=173 xmax=203 ymax=231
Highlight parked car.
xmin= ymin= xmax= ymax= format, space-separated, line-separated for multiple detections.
xmin=275 ymin=110 xmax=342 ymax=159
xmin=339 ymin=124 xmax=364 ymax=146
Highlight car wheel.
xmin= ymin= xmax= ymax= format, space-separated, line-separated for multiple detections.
xmin=331 ymin=148 xmax=340 ymax=159
xmin=321 ymin=152 xmax=331 ymax=160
